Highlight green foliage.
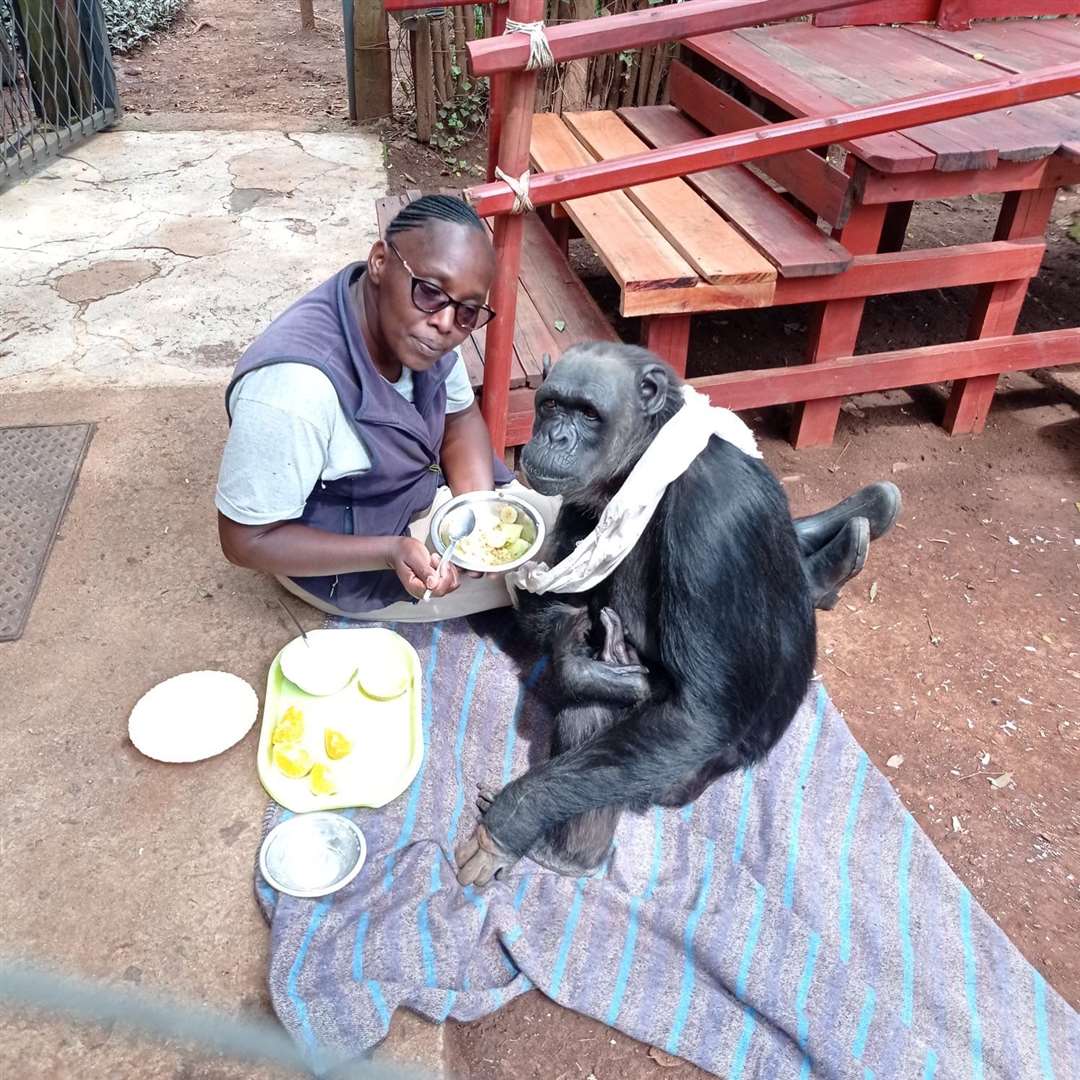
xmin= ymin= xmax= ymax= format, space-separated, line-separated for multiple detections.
xmin=102 ymin=0 xmax=185 ymax=53
xmin=431 ymin=80 xmax=487 ymax=174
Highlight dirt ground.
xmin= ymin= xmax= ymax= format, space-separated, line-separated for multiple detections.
xmin=7 ymin=2 xmax=1077 ymax=1077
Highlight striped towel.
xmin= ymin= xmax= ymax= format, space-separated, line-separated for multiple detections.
xmin=255 ymin=614 xmax=1078 ymax=1077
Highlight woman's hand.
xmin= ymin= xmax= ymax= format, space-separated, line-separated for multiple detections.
xmin=387 ymin=536 xmax=460 ymax=599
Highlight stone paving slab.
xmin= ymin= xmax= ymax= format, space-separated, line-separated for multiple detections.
xmin=0 ymin=129 xmax=385 ymax=391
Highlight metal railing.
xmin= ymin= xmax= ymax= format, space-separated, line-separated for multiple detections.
xmin=1 ymin=0 xmax=119 ymax=187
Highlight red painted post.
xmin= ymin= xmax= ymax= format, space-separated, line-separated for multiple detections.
xmin=643 ymin=315 xmax=692 ymax=376
xmin=479 ymin=0 xmax=544 ymax=455
xmin=790 ymin=181 xmax=887 ymax=449
xmin=486 ymin=2 xmax=509 ymax=182
xmin=943 ymin=186 xmax=1059 ymax=435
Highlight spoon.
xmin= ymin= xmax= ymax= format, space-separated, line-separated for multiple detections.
xmin=424 ymin=506 xmax=476 ymax=601
xmin=276 ymin=596 xmax=311 ymax=648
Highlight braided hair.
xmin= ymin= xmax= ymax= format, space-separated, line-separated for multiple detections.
xmin=385 ymin=194 xmax=485 ymax=240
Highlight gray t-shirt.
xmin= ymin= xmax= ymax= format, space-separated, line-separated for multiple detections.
xmin=215 ymin=353 xmax=474 ymax=527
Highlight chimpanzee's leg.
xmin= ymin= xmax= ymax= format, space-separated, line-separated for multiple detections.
xmin=524 ymin=608 xmax=639 ymax=876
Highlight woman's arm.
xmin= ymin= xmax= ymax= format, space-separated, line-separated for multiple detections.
xmin=440 ymin=401 xmax=496 ymax=495
xmin=218 ymin=515 xmax=458 ymax=598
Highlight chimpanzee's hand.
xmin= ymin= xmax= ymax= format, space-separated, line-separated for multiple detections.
xmin=455 ymin=821 xmax=519 ymax=887
xmin=556 ymin=652 xmax=649 ymax=705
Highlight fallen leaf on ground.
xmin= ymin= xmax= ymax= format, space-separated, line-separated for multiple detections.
xmin=892 ymin=461 xmax=910 ymax=473
xmin=952 ymin=816 xmax=962 ymax=833
xmin=989 ymin=772 xmax=1014 ymax=789
xmin=648 ymin=1048 xmax=681 ymax=1068
xmin=553 ymin=318 xmax=566 ymax=332
xmin=979 ymin=751 xmax=991 ymax=766
xmin=886 ymin=754 xmax=904 ymax=769
xmin=869 ymin=581 xmax=878 ymax=603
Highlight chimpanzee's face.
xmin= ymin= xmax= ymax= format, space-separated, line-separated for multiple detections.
xmin=520 ymin=344 xmax=673 ymax=500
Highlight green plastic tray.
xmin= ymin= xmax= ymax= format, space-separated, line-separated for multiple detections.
xmin=256 ymin=627 xmax=423 ymax=813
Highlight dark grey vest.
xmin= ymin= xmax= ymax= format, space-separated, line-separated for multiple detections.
xmin=226 ymin=262 xmax=509 ymax=613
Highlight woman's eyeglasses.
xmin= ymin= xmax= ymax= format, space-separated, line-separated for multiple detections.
xmin=386 ymin=241 xmax=496 ymax=332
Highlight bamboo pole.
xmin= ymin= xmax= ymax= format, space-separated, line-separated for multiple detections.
xmin=414 ymin=19 xmax=435 ymax=142
xmin=453 ymin=7 xmax=467 ymax=91
xmin=480 ymin=0 xmax=545 ymax=454
xmin=486 ymin=2 xmax=510 ymax=181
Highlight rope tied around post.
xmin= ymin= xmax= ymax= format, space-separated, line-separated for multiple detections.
xmin=493 ymin=166 xmax=534 ymax=214
xmin=504 ymin=18 xmax=555 ymax=71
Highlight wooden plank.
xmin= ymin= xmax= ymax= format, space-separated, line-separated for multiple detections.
xmin=562 ymin=110 xmax=776 ymax=290
xmin=1020 ymin=16 xmax=1080 ymax=47
xmin=813 ymin=0 xmax=939 ymax=26
xmin=517 ymin=212 xmax=618 ymax=350
xmin=684 ymin=31 xmax=936 ymax=173
xmin=529 ymin=112 xmax=700 ymax=294
xmin=468 ymin=60 xmax=1080 ymax=215
xmin=772 ymin=237 xmax=1047 ymax=306
xmin=689 ymin=327 xmax=1080 ymax=413
xmin=643 ymin=315 xmax=692 ymax=375
xmin=618 ymin=105 xmax=851 ymax=277
xmin=850 ymin=24 xmax=1073 ymax=163
xmin=747 ymin=24 xmax=1001 ymax=171
xmin=667 ymin=61 xmax=852 ymax=226
xmin=854 ymin=155 xmax=1052 ymax=203
xmin=937 ymin=2 xmax=1080 ymax=32
xmin=466 ymin=0 xmax=891 ymax=76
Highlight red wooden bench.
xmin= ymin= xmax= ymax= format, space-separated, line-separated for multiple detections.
xmin=386 ymin=0 xmax=1080 ymax=452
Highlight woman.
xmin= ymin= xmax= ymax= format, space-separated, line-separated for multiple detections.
xmin=216 ymin=194 xmax=897 ymax=621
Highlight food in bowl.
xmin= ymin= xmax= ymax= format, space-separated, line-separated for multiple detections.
xmin=440 ymin=503 xmax=534 ymax=567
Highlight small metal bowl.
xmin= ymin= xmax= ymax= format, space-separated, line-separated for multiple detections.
xmin=429 ymin=490 xmax=546 ymax=575
xmin=259 ymin=812 xmax=367 ymax=899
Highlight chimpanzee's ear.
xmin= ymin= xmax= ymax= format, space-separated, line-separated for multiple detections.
xmin=639 ymin=363 xmax=672 ymax=416
xmin=541 ymin=352 xmax=552 ymax=382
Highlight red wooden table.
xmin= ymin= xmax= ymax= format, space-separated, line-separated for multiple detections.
xmin=685 ymin=17 xmax=1080 ymax=444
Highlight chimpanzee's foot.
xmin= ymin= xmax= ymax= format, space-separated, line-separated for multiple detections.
xmin=793 ymin=481 xmax=901 ymax=555
xmin=805 ymin=516 xmax=870 ymax=610
xmin=455 ymin=820 xmax=520 ymax=887
xmin=599 ymin=607 xmax=641 ymax=667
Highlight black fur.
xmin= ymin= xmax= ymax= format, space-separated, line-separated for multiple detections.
xmin=480 ymin=343 xmax=816 ymax=872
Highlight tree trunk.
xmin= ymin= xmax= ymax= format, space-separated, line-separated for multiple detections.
xmin=300 ymin=0 xmax=315 ymax=31
xmin=352 ymin=0 xmax=392 ymax=120
xmin=559 ymin=0 xmax=594 ymax=112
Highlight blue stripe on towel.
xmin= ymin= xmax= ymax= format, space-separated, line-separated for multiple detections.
xmin=418 ymin=855 xmax=441 ymax=987
xmin=550 ymin=877 xmax=589 ymax=998
xmin=447 ymin=641 xmax=487 ymax=845
xmin=852 ymin=986 xmax=877 ymax=1061
xmin=439 ymin=989 xmax=458 ymax=1022
xmin=287 ymin=895 xmax=333 ymax=1051
xmin=351 ymin=910 xmax=371 ymax=981
xmin=681 ymin=802 xmax=695 ymax=823
xmin=784 ymin=683 xmax=825 ymax=908
xmin=513 ymin=874 xmax=532 ymax=910
xmin=502 ymin=658 xmax=547 ymax=786
xmin=899 ymin=815 xmax=915 ymax=1026
xmin=666 ymin=839 xmax=717 ymax=1055
xmin=383 ymin=624 xmax=442 ymax=889
xmin=923 ymin=1049 xmax=938 ymax=1079
xmin=732 ymin=768 xmax=755 ymax=865
xmin=728 ymin=878 xmax=767 ymax=1079
xmin=367 ymin=979 xmax=391 ymax=1027
xmin=1032 ymin=970 xmax=1056 ymax=1080
xmin=839 ymin=752 xmax=869 ymax=962
xmin=796 ymin=931 xmax=821 ymax=1079
xmin=959 ymin=886 xmax=985 ymax=1080
xmin=606 ymin=808 xmax=664 ymax=1025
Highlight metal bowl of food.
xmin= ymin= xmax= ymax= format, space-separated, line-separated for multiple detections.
xmin=259 ymin=811 xmax=367 ymax=899
xmin=429 ymin=490 xmax=546 ymax=575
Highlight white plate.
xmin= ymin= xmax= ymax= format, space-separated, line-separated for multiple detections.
xmin=128 ymin=670 xmax=259 ymax=763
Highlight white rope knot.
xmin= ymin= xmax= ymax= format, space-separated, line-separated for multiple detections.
xmin=494 ymin=165 xmax=534 ymax=215
xmin=504 ymin=18 xmax=554 ymax=71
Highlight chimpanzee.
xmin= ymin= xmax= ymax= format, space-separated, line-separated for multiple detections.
xmin=455 ymin=342 xmax=897 ymax=885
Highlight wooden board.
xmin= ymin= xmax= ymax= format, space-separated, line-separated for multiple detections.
xmin=743 ymin=24 xmax=1002 ymax=171
xmin=690 ymin=326 xmax=1080 ymax=412
xmin=529 ymin=112 xmax=702 ymax=300
xmin=667 ymin=61 xmax=852 ymax=226
xmin=937 ymin=2 xmax=1080 ymax=31
xmin=812 ymin=0 xmax=938 ymax=27
xmin=561 ymin=110 xmax=776 ymax=290
xmin=619 ymin=105 xmax=852 ymax=278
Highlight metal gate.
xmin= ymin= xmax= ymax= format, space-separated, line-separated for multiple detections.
xmin=1 ymin=0 xmax=119 ymax=187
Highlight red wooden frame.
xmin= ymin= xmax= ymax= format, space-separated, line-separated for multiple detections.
xmin=466 ymin=62 xmax=1080 ymax=216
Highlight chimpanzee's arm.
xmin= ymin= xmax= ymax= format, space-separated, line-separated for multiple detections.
xmin=455 ymin=699 xmax=735 ymax=884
